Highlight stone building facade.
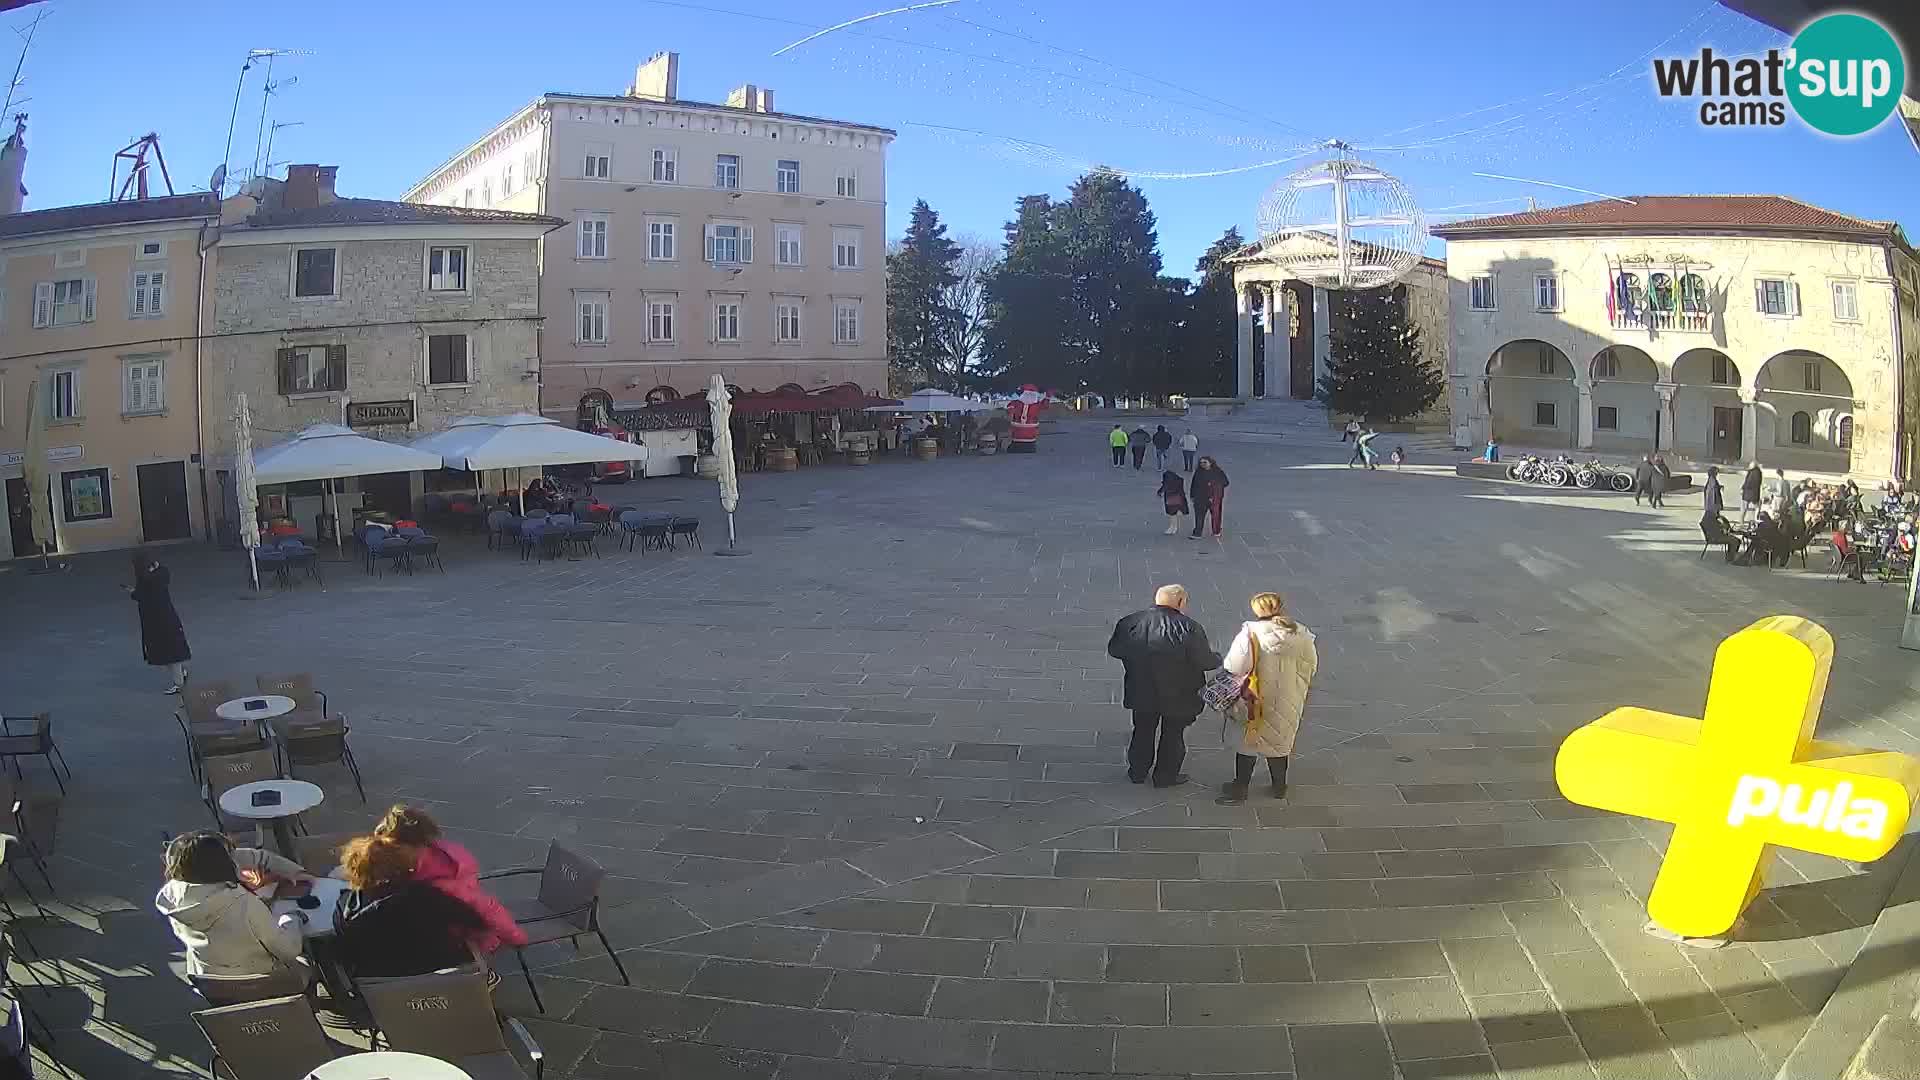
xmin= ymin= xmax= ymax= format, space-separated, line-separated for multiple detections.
xmin=204 ymin=166 xmax=560 ymax=529
xmin=1225 ymin=236 xmax=1451 ymax=427
xmin=1433 ymin=196 xmax=1920 ymax=480
xmin=401 ymin=51 xmax=892 ymax=418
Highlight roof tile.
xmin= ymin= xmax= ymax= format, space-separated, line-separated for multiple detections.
xmin=1431 ymin=195 xmax=1896 ymax=237
xmin=0 ymin=193 xmax=217 ymax=240
xmin=245 ymin=197 xmax=562 ymax=230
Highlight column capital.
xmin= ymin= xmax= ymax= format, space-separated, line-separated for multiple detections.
xmin=1655 ymin=383 xmax=1677 ymax=402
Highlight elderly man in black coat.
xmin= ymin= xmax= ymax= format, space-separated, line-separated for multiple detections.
xmin=1107 ymin=584 xmax=1221 ymax=788
xmin=1633 ymin=455 xmax=1656 ymax=507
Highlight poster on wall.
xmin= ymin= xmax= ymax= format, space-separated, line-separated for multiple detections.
xmin=61 ymin=468 xmax=111 ymax=521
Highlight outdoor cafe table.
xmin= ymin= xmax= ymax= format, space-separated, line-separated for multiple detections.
xmin=309 ymin=1051 xmax=473 ymax=1080
xmin=218 ymin=779 xmax=324 ymax=856
xmin=214 ymin=695 xmax=296 ymax=728
xmin=268 ymin=875 xmax=348 ymax=939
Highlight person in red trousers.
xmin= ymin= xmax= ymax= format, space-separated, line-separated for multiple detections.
xmin=1189 ymin=457 xmax=1229 ymax=538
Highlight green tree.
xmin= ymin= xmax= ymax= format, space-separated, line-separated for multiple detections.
xmin=1056 ymin=172 xmax=1163 ymax=398
xmin=1318 ymin=286 xmax=1443 ymax=422
xmin=886 ymin=199 xmax=962 ymax=390
xmin=981 ymin=194 xmax=1073 ymax=390
xmin=1179 ymin=227 xmax=1248 ymax=397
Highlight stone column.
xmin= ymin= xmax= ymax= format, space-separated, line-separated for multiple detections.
xmin=1235 ymin=288 xmax=1254 ymax=400
xmin=1312 ymin=287 xmax=1332 ymax=390
xmin=1264 ymin=285 xmax=1287 ymax=399
xmin=1576 ymin=382 xmax=1595 ymax=450
xmin=1654 ymin=383 xmax=1677 ymax=453
xmin=1741 ymin=391 xmax=1759 ymax=464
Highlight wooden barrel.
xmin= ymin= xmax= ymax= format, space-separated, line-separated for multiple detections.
xmin=767 ymin=447 xmax=798 ymax=472
xmin=849 ymin=448 xmax=872 ymax=466
xmin=976 ymin=433 xmax=999 ymax=455
xmin=912 ymin=437 xmax=940 ymax=461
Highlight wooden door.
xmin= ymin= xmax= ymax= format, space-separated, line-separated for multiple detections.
xmin=137 ymin=461 xmax=192 ymax=542
xmin=1712 ymin=406 xmax=1742 ymax=461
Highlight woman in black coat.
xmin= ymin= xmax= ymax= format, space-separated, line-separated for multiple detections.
xmin=129 ymin=550 xmax=191 ymax=694
xmin=1741 ymin=464 xmax=1764 ymax=518
xmin=1189 ymin=457 xmax=1230 ymax=539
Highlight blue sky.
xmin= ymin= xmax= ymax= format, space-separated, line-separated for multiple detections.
xmin=6 ymin=0 xmax=1917 ymax=273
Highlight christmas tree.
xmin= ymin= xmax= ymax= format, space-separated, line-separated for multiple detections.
xmin=1318 ymin=286 xmax=1443 ymax=423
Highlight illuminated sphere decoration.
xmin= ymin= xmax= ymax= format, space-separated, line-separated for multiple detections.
xmin=1255 ymin=143 xmax=1427 ymax=291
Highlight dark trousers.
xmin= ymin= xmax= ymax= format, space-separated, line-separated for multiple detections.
xmin=1182 ymin=450 xmax=1195 ymax=471
xmin=1128 ymin=710 xmax=1192 ymax=783
xmin=1111 ymin=446 xmax=1126 ymax=466
xmin=1131 ymin=446 xmax=1146 ymax=469
xmin=1191 ymin=492 xmax=1224 ymax=536
xmin=1649 ymin=485 xmax=1665 ymax=508
xmin=1234 ymin=754 xmax=1290 ymax=786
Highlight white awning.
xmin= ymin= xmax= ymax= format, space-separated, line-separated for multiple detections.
xmin=868 ymin=388 xmax=999 ymax=413
xmin=409 ymin=413 xmax=647 ymax=471
xmin=251 ymin=423 xmax=446 ymax=485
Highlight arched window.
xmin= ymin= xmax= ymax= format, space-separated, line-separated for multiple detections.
xmin=1649 ymin=273 xmax=1675 ymax=311
xmin=1791 ymin=411 xmax=1812 ymax=445
xmin=1838 ymin=415 xmax=1853 ymax=449
xmin=1680 ymin=274 xmax=1708 ymax=312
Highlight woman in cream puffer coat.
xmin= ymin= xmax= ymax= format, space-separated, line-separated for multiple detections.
xmin=1216 ymin=592 xmax=1318 ymax=804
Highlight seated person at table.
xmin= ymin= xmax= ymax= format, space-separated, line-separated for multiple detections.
xmin=155 ymin=831 xmax=312 ymax=978
xmin=1740 ymin=513 xmax=1782 ymax=567
xmin=336 ymin=835 xmax=491 ymax=980
xmin=374 ymin=805 xmax=527 ymax=954
xmin=522 ymin=476 xmax=557 ymax=512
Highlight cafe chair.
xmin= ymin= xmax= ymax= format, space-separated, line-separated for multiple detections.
xmin=565 ymin=520 xmax=599 ymax=559
xmin=481 ymin=843 xmax=630 ymax=1013
xmin=177 ymin=681 xmax=253 ymax=782
xmin=486 ymin=510 xmax=521 ymax=551
xmin=668 ymin=516 xmax=701 ymax=550
xmin=359 ymin=968 xmax=545 ymax=1079
xmin=0 ymin=773 xmax=58 ymax=896
xmin=0 ymin=838 xmax=51 ymax=921
xmin=190 ymin=968 xmax=312 ymax=1006
xmin=408 ymin=534 xmax=445 ymax=574
xmin=201 ymin=749 xmax=285 ymax=835
xmin=290 ymin=832 xmax=356 ymax=878
xmin=192 ymin=994 xmax=343 ymax=1080
xmin=0 ymin=715 xmax=69 ymax=795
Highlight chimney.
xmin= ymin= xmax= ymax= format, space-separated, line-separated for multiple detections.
xmin=631 ymin=51 xmax=679 ymax=101
xmin=283 ymin=164 xmax=338 ymax=210
xmin=726 ymin=84 xmax=774 ymax=113
xmin=0 ymin=115 xmax=26 ymax=216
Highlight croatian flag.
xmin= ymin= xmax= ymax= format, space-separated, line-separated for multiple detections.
xmin=1606 ymin=266 xmax=1617 ymax=324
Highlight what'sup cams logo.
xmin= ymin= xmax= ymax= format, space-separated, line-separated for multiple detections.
xmin=1653 ymin=12 xmax=1906 ymax=136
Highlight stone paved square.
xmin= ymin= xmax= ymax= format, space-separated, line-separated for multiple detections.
xmin=1 ymin=412 xmax=1915 ymax=1078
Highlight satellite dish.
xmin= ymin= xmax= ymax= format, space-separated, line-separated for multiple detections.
xmin=208 ymin=164 xmax=227 ymax=194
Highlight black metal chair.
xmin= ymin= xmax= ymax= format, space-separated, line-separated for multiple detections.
xmin=0 ymin=716 xmax=69 ymax=795
xmin=481 ymin=844 xmax=630 ymax=1013
xmin=669 ymin=515 xmax=701 ymax=550
xmin=565 ymin=521 xmax=599 ymax=559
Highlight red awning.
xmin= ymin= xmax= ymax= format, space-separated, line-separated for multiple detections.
xmin=636 ymin=383 xmax=899 ymax=418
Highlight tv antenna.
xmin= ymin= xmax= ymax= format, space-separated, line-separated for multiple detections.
xmin=251 ymin=69 xmax=299 ymax=180
xmin=2 ymin=6 xmax=50 ymax=120
xmin=110 ymin=134 xmax=175 ymax=201
xmin=219 ymin=48 xmax=309 ymax=194
xmin=262 ymin=120 xmax=304 ymax=178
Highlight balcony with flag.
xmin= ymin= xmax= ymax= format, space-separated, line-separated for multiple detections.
xmin=1607 ymin=267 xmax=1714 ymax=333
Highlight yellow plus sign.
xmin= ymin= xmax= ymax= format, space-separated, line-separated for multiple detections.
xmin=1555 ymin=616 xmax=1920 ymax=939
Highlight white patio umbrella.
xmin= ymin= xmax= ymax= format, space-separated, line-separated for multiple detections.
xmin=866 ymin=388 xmax=998 ymax=413
xmin=707 ymin=373 xmax=747 ymax=556
xmin=20 ymin=378 xmax=59 ymax=572
xmin=409 ymin=413 xmax=647 ymax=514
xmin=251 ymin=423 xmax=445 ymax=555
xmin=234 ymin=393 xmax=261 ymax=591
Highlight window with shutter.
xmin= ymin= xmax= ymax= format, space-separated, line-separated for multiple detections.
xmin=276 ymin=347 xmax=298 ymax=395
xmin=427 ymin=334 xmax=470 ymax=385
xmin=33 ymin=282 xmax=51 ymax=327
xmin=427 ymin=246 xmax=468 ymax=291
xmin=131 ymin=270 xmax=165 ymax=316
xmin=326 ymin=345 xmax=347 ymax=390
xmin=293 ymin=249 xmax=337 ymax=298
xmin=740 ymin=226 xmax=752 ymax=263
xmin=124 ymin=358 xmax=165 ymax=414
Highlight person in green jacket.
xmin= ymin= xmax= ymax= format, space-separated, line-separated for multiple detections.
xmin=1109 ymin=425 xmax=1128 ymax=468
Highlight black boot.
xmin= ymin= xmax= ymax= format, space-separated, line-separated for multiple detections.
xmin=1215 ymin=781 xmax=1249 ymax=805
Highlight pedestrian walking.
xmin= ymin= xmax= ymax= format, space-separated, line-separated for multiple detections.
xmin=1179 ymin=429 xmax=1199 ymax=472
xmin=1190 ymin=456 xmax=1229 ymax=538
xmin=1740 ymin=463 xmax=1763 ymax=522
xmin=1107 ymin=584 xmax=1220 ymax=788
xmin=1215 ymin=592 xmax=1318 ymax=805
xmin=1129 ymin=425 xmax=1150 ymax=470
xmin=1151 ymin=425 xmax=1173 ymax=471
xmin=1771 ymin=469 xmax=1792 ymax=518
xmin=1632 ymin=454 xmax=1656 ymax=506
xmin=1158 ymin=471 xmax=1190 ymax=535
xmin=1108 ymin=425 xmax=1127 ymax=467
xmin=1356 ymin=428 xmax=1381 ymax=470
xmin=1342 ymin=419 xmax=1361 ymax=443
xmin=1702 ymin=465 xmax=1725 ymax=518
xmin=130 ymin=549 xmax=192 ymax=694
xmin=1650 ymin=455 xmax=1671 ymax=508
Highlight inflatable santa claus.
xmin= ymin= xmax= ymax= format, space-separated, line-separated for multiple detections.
xmin=1005 ymin=385 xmax=1051 ymax=453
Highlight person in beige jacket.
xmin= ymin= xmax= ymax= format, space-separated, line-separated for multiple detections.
xmin=155 ymin=832 xmax=312 ymax=979
xmin=1216 ymin=592 xmax=1319 ymax=805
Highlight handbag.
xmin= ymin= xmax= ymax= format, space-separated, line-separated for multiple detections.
xmin=1202 ymin=631 xmax=1259 ymax=714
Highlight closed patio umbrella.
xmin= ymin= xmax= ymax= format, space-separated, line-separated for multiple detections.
xmin=234 ymin=394 xmax=261 ymax=591
xmin=708 ymin=373 xmax=746 ymax=556
xmin=250 ymin=423 xmax=445 ymax=556
xmin=20 ymin=378 xmax=59 ymax=572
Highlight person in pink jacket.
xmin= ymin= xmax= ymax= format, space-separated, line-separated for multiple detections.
xmin=374 ymin=805 xmax=528 ymax=953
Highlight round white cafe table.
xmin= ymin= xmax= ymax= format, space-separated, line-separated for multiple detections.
xmin=214 ymin=694 xmax=297 ymax=724
xmin=309 ymin=1051 xmax=472 ymax=1080
xmin=218 ymin=779 xmax=324 ymax=855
